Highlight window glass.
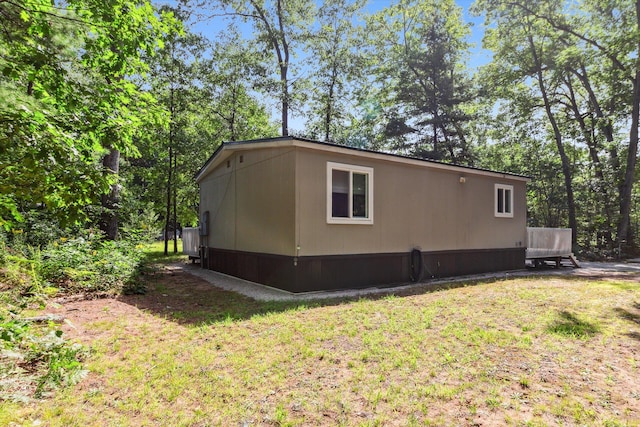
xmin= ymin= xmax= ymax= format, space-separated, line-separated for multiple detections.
xmin=505 ymin=188 xmax=511 ymax=214
xmin=495 ymin=184 xmax=514 ymax=217
xmin=332 ymin=169 xmax=349 ymax=218
xmin=327 ymin=162 xmax=373 ymax=224
xmin=352 ymin=173 xmax=367 ymax=218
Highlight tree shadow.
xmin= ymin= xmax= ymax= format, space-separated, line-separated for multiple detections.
xmin=614 ymin=305 xmax=640 ymax=324
xmin=117 ymin=268 xmax=315 ymax=326
xmin=626 ymin=331 xmax=640 ymax=341
xmin=546 ymin=310 xmax=600 ymax=339
xmin=613 ymin=302 xmax=640 ymax=341
xmin=117 ymin=263 xmax=499 ymax=326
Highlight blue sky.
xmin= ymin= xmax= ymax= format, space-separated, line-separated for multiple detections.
xmin=184 ymin=0 xmax=489 ymax=67
xmin=177 ymin=0 xmax=490 ymax=133
xmin=363 ymin=0 xmax=490 ymax=69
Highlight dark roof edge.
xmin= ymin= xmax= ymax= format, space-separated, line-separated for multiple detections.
xmin=195 ymin=136 xmax=531 ymax=181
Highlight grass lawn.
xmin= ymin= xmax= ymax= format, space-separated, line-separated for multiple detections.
xmin=3 ymin=262 xmax=639 ymax=426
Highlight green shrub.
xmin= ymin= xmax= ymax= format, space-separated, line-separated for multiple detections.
xmin=29 ymin=330 xmax=89 ymax=398
xmin=0 ymin=229 xmax=142 ymax=402
xmin=0 ymin=316 xmax=88 ymax=401
xmin=39 ymin=233 xmax=144 ymax=295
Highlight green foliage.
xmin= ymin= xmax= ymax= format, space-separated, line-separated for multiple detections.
xmin=197 ymin=0 xmax=315 ymax=136
xmin=364 ymin=0 xmax=475 ymax=163
xmin=0 ymin=315 xmax=89 ymax=401
xmin=0 ymin=251 xmax=88 ymax=402
xmin=123 ymin=16 xmax=277 ymax=241
xmin=0 ymin=0 xmax=178 ymax=230
xmin=473 ymin=0 xmax=640 ymax=253
xmin=303 ymin=0 xmax=368 ymax=143
xmin=39 ymin=234 xmax=144 ymax=295
xmin=0 ymin=225 xmax=158 ymax=401
xmin=30 ymin=331 xmax=89 ymax=399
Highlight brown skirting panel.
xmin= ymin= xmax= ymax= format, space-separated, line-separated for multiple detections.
xmin=203 ymin=247 xmax=525 ymax=293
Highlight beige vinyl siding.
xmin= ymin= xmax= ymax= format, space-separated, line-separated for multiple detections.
xmin=295 ymin=147 xmax=527 ymax=256
xmin=199 ymin=156 xmax=236 ymax=251
xmin=199 ymin=147 xmax=297 ymax=256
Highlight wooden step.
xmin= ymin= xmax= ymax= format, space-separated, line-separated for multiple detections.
xmin=568 ymin=253 xmax=581 ymax=268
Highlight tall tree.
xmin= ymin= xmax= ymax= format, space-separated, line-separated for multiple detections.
xmin=203 ymin=26 xmax=276 ymax=141
xmin=187 ymin=0 xmax=314 ymax=136
xmin=527 ymin=27 xmax=578 ymax=243
xmin=144 ymin=6 xmax=209 ymax=254
xmin=0 ymin=0 xmax=176 ymax=235
xmin=365 ymin=0 xmax=475 ymax=163
xmin=476 ymin=0 xmax=640 ymax=251
xmin=304 ymin=0 xmax=367 ymax=142
xmin=124 ymin=19 xmax=276 ymax=251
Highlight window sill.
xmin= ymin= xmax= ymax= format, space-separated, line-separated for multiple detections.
xmin=327 ymin=218 xmax=374 ymax=225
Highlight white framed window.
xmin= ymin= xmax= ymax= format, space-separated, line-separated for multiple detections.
xmin=495 ymin=184 xmax=514 ymax=218
xmin=327 ymin=162 xmax=374 ymax=224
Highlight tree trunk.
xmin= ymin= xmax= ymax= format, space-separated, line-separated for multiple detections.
xmin=280 ymin=66 xmax=289 ymax=136
xmin=617 ymin=75 xmax=640 ymax=250
xmin=173 ymin=152 xmax=178 ymax=253
xmin=100 ymin=148 xmax=120 ymax=240
xmin=616 ymin=0 xmax=640 ymax=251
xmin=528 ymin=34 xmax=578 ymax=245
xmin=324 ymin=81 xmax=334 ymax=141
xmin=164 ymin=145 xmax=172 ymax=256
xmin=164 ymin=85 xmax=175 ymax=256
xmin=248 ymin=0 xmax=290 ymax=137
xmin=565 ymin=74 xmax=615 ymax=247
xmin=277 ymin=0 xmax=289 ymax=136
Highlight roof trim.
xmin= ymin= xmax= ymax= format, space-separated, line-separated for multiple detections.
xmin=195 ymin=136 xmax=531 ymax=183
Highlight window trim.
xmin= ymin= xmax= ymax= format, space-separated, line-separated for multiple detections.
xmin=326 ymin=162 xmax=374 ymax=225
xmin=495 ymin=183 xmax=514 ymax=218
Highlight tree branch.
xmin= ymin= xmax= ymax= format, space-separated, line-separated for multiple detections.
xmin=506 ymin=0 xmax=629 ymax=77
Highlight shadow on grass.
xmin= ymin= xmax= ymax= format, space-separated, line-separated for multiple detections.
xmin=122 ymin=246 xmax=496 ymax=325
xmin=121 ymin=250 xmax=640 ymax=327
xmin=627 ymin=331 xmax=640 ymax=341
xmin=119 ymin=262 xmax=620 ymax=327
xmin=546 ymin=311 xmax=600 ymax=339
xmin=118 ymin=265 xmax=335 ymax=326
xmin=614 ymin=305 xmax=640 ymax=324
xmin=614 ymin=302 xmax=640 ymax=341
xmin=118 ymin=263 xmax=494 ymax=326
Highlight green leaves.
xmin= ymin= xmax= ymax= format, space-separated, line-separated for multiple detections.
xmin=363 ymin=0 xmax=475 ymax=163
xmin=474 ymin=0 xmax=640 ymax=251
xmin=124 ymin=12 xmax=276 ymax=235
xmin=0 ymin=0 xmax=178 ymax=230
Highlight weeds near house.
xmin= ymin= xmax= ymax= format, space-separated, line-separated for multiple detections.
xmin=39 ymin=234 xmax=145 ymax=295
xmin=0 ymin=256 xmax=89 ymax=403
xmin=0 ymin=230 xmax=167 ymax=403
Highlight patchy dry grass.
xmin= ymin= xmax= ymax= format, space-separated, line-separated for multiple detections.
xmin=3 ymin=270 xmax=640 ymax=426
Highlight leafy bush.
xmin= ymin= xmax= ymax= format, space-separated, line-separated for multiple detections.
xmin=30 ymin=330 xmax=89 ymax=398
xmin=0 ymin=315 xmax=88 ymax=401
xmin=39 ymin=233 xmax=145 ymax=295
xmin=0 ymin=266 xmax=87 ymax=403
xmin=0 ymin=230 xmax=145 ymax=401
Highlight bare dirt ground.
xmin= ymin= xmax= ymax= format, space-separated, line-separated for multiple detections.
xmin=46 ymin=260 xmax=640 ymax=369
xmin=48 ymin=265 xmax=269 ymax=335
xmin=50 ymin=261 xmax=640 ymax=333
xmin=34 ymin=262 xmax=640 ymax=426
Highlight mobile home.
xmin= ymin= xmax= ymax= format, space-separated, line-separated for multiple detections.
xmin=195 ymin=136 xmax=529 ymax=292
